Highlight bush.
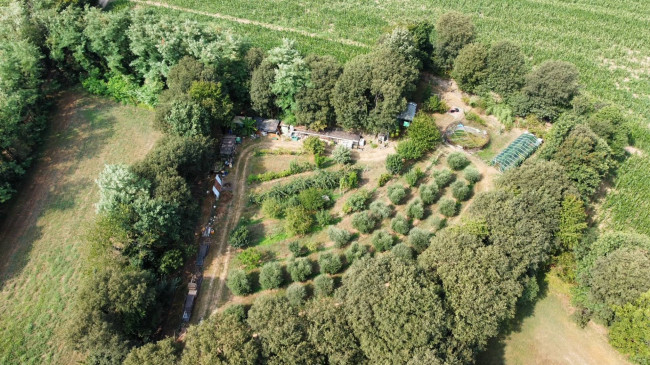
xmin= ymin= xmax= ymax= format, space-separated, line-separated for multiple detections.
xmin=227 ymin=270 xmax=251 ymax=296
xmin=419 ymin=183 xmax=439 ymax=204
xmin=229 ymin=224 xmax=252 ymax=248
xmin=332 ymin=144 xmax=352 ymax=165
xmin=342 ymin=189 xmax=372 ymax=214
xmin=298 ymin=188 xmax=329 ymax=211
xmin=259 ymin=262 xmax=284 ymax=290
xmin=327 ymin=226 xmax=353 ymax=248
xmin=463 ymin=166 xmax=481 ymax=184
xmin=391 ymin=243 xmax=414 ymax=260
xmin=423 ymin=94 xmax=448 ymax=114
xmin=237 ymin=248 xmax=263 ymax=270
xmin=408 ymin=228 xmax=431 ymax=252
xmin=286 ymin=283 xmax=307 ymax=306
xmin=397 ymin=139 xmax=423 ymax=160
xmin=315 ymin=210 xmax=334 ymax=227
xmin=378 ymin=173 xmax=392 ymax=187
xmin=433 ymin=168 xmax=455 ymax=187
xmin=391 ymin=214 xmax=410 ymax=235
xmin=284 ymin=206 xmax=314 ymax=235
xmin=372 ymin=230 xmax=395 ymax=252
xmin=369 ymin=201 xmax=392 ymax=220
xmin=451 ymin=180 xmax=472 ymax=201
xmin=439 ymin=198 xmax=458 ymax=217
xmin=387 ymin=184 xmax=407 ymax=205
xmin=406 ymin=199 xmax=425 ymax=220
xmin=288 ymin=241 xmax=306 ymax=257
xmin=318 ymin=253 xmax=343 ymax=274
xmin=404 ymin=167 xmax=424 ymax=187
xmin=351 ymin=211 xmax=378 ymax=234
xmin=386 ymin=154 xmax=404 ymax=174
xmin=339 ymin=170 xmax=359 ymax=190
xmin=287 ymin=258 xmax=313 ymax=282
xmin=429 ymin=216 xmax=447 ymax=232
xmin=447 ymin=152 xmax=470 ymax=170
xmin=345 ymin=243 xmax=370 ymax=264
xmin=313 ymin=274 xmax=335 ymax=297
xmin=303 ymin=136 xmax=326 ymax=155
xmin=262 ymin=197 xmax=284 ymax=218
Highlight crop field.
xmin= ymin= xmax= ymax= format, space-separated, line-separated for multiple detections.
xmin=604 ymin=155 xmax=650 ymax=236
xmin=0 ymin=91 xmax=158 ymax=364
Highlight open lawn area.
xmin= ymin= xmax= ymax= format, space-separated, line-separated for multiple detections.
xmin=478 ymin=272 xmax=631 ymax=365
xmin=0 ymin=91 xmax=158 ymax=364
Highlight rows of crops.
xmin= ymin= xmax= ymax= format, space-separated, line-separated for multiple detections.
xmin=604 ymin=155 xmax=650 ymax=236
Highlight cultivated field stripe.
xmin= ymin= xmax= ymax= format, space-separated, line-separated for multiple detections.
xmin=129 ymin=0 xmax=370 ymax=48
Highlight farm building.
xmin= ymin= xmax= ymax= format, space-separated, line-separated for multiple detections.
xmin=397 ymin=102 xmax=417 ymax=127
xmin=254 ymin=117 xmax=281 ymax=135
xmin=212 ymin=175 xmax=223 ymax=199
xmin=491 ymin=132 xmax=543 ymax=172
xmin=282 ymin=123 xmax=362 ymax=149
xmin=220 ymin=135 xmax=237 ymax=156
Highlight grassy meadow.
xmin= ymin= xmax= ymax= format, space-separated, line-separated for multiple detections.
xmin=0 ymin=92 xmax=158 ymax=364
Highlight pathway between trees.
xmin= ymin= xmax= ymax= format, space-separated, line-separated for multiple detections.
xmin=129 ymin=0 xmax=369 ymax=48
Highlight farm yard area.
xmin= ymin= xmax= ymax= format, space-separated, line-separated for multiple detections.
xmin=0 ymin=91 xmax=158 ymax=364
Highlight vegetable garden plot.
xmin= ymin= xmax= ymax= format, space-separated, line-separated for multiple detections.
xmin=491 ymin=132 xmax=542 ymax=172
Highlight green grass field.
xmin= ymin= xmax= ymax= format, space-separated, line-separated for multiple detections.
xmin=0 ymin=91 xmax=158 ymax=364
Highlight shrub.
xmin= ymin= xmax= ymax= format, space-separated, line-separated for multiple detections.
xmin=285 ymin=206 xmax=314 ymax=235
xmin=342 ymin=189 xmax=372 ymax=214
xmin=447 ymin=152 xmax=470 ymax=170
xmin=408 ymin=228 xmax=431 ymax=252
xmin=429 ymin=216 xmax=447 ymax=232
xmin=451 ymin=180 xmax=472 ymax=201
xmin=419 ymin=183 xmax=439 ymax=204
xmin=318 ymin=253 xmax=343 ymax=274
xmin=315 ymin=210 xmax=334 ymax=227
xmin=229 ymin=224 xmax=252 ymax=248
xmin=262 ymin=197 xmax=284 ymax=218
xmin=327 ymin=226 xmax=353 ymax=248
xmin=391 ymin=214 xmax=410 ymax=235
xmin=288 ymin=241 xmax=306 ymax=257
xmin=463 ymin=166 xmax=481 ymax=184
xmin=313 ymin=274 xmax=335 ymax=297
xmin=372 ymin=230 xmax=395 ymax=252
xmin=303 ymin=136 xmax=326 ymax=155
xmin=227 ymin=270 xmax=251 ymax=296
xmin=378 ymin=173 xmax=392 ymax=187
xmin=386 ymin=154 xmax=404 ymax=174
xmin=423 ymin=94 xmax=448 ymax=113
xmin=259 ymin=262 xmax=284 ymax=290
xmin=351 ymin=211 xmax=378 ymax=234
xmin=404 ymin=167 xmax=425 ymax=187
xmin=345 ymin=243 xmax=370 ymax=264
xmin=387 ymin=184 xmax=407 ymax=205
xmin=391 ymin=243 xmax=414 ymax=260
xmin=339 ymin=170 xmax=359 ymax=190
xmin=286 ymin=283 xmax=307 ymax=306
xmin=332 ymin=144 xmax=352 ymax=165
xmin=433 ymin=168 xmax=455 ymax=187
xmin=287 ymin=258 xmax=313 ymax=282
xmin=298 ymin=188 xmax=328 ymax=211
xmin=406 ymin=199 xmax=425 ymax=220
xmin=237 ymin=248 xmax=263 ymax=270
xmin=397 ymin=140 xmax=423 ymax=160
xmin=408 ymin=112 xmax=442 ymax=153
xmin=439 ymin=198 xmax=458 ymax=217
xmin=369 ymin=201 xmax=392 ymax=220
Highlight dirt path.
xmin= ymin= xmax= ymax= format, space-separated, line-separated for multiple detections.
xmin=129 ymin=0 xmax=369 ymax=49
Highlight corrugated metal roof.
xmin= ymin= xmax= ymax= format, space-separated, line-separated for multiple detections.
xmin=397 ymin=102 xmax=417 ymax=122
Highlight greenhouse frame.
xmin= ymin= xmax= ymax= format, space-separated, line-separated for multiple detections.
xmin=491 ymin=132 xmax=543 ymax=172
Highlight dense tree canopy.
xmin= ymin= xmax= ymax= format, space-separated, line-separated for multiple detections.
xmin=451 ymin=43 xmax=488 ymax=93
xmin=294 ymin=55 xmax=342 ymax=130
xmin=486 ymin=41 xmax=527 ymax=95
xmin=433 ymin=12 xmax=475 ymax=70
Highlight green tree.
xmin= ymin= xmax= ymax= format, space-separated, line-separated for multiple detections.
xmin=229 ymin=224 xmax=252 ymax=249
xmin=284 ymin=206 xmax=314 ymax=235
xmin=408 ymin=112 xmax=442 ymax=152
xmin=486 ymin=41 xmax=527 ymax=95
xmin=332 ymin=144 xmax=352 ymax=165
xmin=387 ymin=184 xmax=407 ymax=205
xmin=342 ymin=189 xmax=372 ymax=214
xmin=609 ymin=290 xmax=650 ymax=364
xmin=451 ymin=180 xmax=471 ymax=201
xmin=438 ymin=198 xmax=458 ymax=217
xmin=181 ymin=310 xmax=261 ymax=365
xmin=227 ymin=270 xmax=252 ymax=296
xmin=338 ymin=255 xmax=449 ymax=363
xmin=386 ymin=154 xmax=404 ymax=175
xmin=405 ymin=167 xmax=425 ymax=187
xmin=372 ymin=230 xmax=395 ymax=252
xmin=287 ymin=257 xmax=313 ymax=282
xmin=262 ymin=197 xmax=284 ymax=218
xmin=96 ymin=164 xmax=149 ymax=214
xmin=247 ymin=295 xmax=321 ymax=363
xmin=587 ymin=105 xmax=629 ymax=160
xmin=433 ymin=12 xmax=475 ymax=70
xmin=319 ymin=253 xmax=343 ymax=274
xmin=298 ymin=187 xmax=328 ymax=211
xmin=267 ymin=39 xmax=311 ymax=122
xmin=259 ymin=262 xmax=284 ymax=290
xmin=369 ymin=201 xmax=393 ymax=220
xmin=189 ymin=80 xmax=233 ymax=130
xmin=406 ymin=199 xmax=425 ymax=220
xmin=286 ymin=283 xmax=308 ymax=306
xmin=345 ymin=243 xmax=371 ymax=264
xmin=451 ymin=43 xmax=488 ymax=92
xmin=378 ymin=27 xmax=419 ymax=66
xmin=250 ymin=59 xmax=277 ymax=116
xmin=447 ymin=152 xmax=470 ymax=170
xmin=433 ymin=168 xmax=455 ymax=187
xmin=303 ymin=136 xmax=326 ymax=155
xmin=351 ymin=211 xmax=378 ymax=234
xmin=124 ymin=338 xmax=181 ymax=365
xmin=328 ymin=226 xmax=353 ymax=248
xmin=391 ymin=243 xmax=414 ymax=261
xmin=398 ymin=140 xmax=424 ymax=160
xmin=313 ymin=274 xmax=335 ymax=297
xmin=419 ymin=183 xmax=439 ymax=205
xmin=408 ymin=228 xmax=431 ymax=253
xmin=391 ymin=213 xmax=410 ymax=235
xmin=463 ymin=166 xmax=481 ymax=184
xmin=295 ymin=55 xmax=342 ymax=130
xmin=162 ymin=98 xmax=211 ymax=137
